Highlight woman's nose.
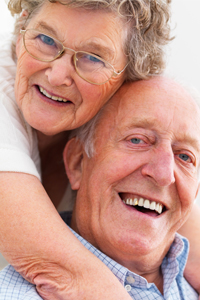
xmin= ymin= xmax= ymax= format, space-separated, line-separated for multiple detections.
xmin=45 ymin=54 xmax=76 ymax=87
xmin=141 ymin=147 xmax=175 ymax=187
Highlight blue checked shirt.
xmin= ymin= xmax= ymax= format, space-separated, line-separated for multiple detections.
xmin=0 ymin=224 xmax=198 ymax=299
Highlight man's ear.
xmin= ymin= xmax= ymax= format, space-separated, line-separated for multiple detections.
xmin=63 ymin=138 xmax=84 ymax=191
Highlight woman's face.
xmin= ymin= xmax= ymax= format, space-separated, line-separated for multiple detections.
xmin=15 ymin=1 xmax=127 ymax=135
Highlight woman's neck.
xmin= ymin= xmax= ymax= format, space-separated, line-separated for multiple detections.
xmin=36 ymin=130 xmax=70 ymax=208
xmin=37 ymin=131 xmax=70 ymax=153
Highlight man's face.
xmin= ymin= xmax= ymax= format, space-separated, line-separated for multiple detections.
xmin=67 ymin=78 xmax=200 ymax=270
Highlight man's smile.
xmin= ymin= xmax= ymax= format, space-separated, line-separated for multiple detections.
xmin=119 ymin=193 xmax=166 ymax=216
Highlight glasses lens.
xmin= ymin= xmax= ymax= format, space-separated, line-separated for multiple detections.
xmin=75 ymin=52 xmax=114 ymax=84
xmin=24 ymin=29 xmax=63 ymax=61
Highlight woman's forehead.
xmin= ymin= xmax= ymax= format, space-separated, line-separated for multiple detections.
xmin=29 ymin=2 xmax=125 ymax=59
xmin=32 ymin=3 xmax=121 ymax=34
xmin=31 ymin=1 xmax=120 ymax=28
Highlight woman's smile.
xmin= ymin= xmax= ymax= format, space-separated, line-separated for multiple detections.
xmin=38 ymin=85 xmax=71 ymax=103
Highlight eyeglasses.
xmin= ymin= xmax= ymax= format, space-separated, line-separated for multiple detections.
xmin=20 ymin=28 xmax=128 ymax=85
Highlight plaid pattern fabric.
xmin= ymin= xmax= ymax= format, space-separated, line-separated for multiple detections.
xmin=0 ymin=215 xmax=198 ymax=299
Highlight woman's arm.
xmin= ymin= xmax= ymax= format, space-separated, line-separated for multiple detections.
xmin=178 ymin=203 xmax=200 ymax=295
xmin=0 ymin=172 xmax=132 ymax=300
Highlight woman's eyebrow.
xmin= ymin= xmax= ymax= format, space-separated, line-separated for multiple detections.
xmin=34 ymin=21 xmax=58 ymax=37
xmin=80 ymin=41 xmax=115 ymax=60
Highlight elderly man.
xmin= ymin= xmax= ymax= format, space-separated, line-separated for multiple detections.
xmin=0 ymin=77 xmax=200 ymax=299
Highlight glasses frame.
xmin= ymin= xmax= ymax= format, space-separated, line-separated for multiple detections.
xmin=20 ymin=28 xmax=128 ymax=85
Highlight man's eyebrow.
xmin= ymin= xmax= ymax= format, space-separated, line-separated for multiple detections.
xmin=177 ymin=135 xmax=200 ymax=153
xmin=121 ymin=118 xmax=156 ymax=130
xmin=117 ymin=117 xmax=156 ymax=138
xmin=120 ymin=117 xmax=200 ymax=151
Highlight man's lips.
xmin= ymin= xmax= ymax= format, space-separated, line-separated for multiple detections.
xmin=37 ymin=85 xmax=72 ymax=104
xmin=119 ymin=193 xmax=166 ymax=216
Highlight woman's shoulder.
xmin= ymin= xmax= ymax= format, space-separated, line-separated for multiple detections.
xmin=0 ymin=32 xmax=16 ymax=85
xmin=0 ymin=33 xmax=41 ymax=180
xmin=0 ymin=33 xmax=17 ymax=107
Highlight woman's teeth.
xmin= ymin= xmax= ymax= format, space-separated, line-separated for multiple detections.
xmin=123 ymin=197 xmax=163 ymax=214
xmin=39 ymin=86 xmax=68 ymax=102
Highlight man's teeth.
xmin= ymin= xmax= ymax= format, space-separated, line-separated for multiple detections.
xmin=123 ymin=197 xmax=163 ymax=214
xmin=39 ymin=86 xmax=68 ymax=102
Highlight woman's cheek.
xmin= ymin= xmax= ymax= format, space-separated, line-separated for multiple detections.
xmin=15 ymin=53 xmax=44 ymax=108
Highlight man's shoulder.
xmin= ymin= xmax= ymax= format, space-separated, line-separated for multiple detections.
xmin=0 ymin=265 xmax=42 ymax=300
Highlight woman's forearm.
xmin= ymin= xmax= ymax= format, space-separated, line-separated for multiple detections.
xmin=178 ymin=203 xmax=200 ymax=294
xmin=0 ymin=172 xmax=132 ymax=300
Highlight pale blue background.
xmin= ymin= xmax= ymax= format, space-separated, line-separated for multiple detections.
xmin=0 ymin=0 xmax=199 ymax=269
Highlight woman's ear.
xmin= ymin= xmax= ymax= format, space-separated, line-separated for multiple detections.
xmin=195 ymin=182 xmax=200 ymax=200
xmin=63 ymin=138 xmax=84 ymax=191
xmin=16 ymin=34 xmax=22 ymax=59
xmin=16 ymin=10 xmax=29 ymax=58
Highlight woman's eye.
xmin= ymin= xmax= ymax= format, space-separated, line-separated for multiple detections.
xmin=38 ymin=34 xmax=55 ymax=46
xmin=130 ymin=138 xmax=143 ymax=144
xmin=178 ymin=153 xmax=192 ymax=162
xmin=85 ymin=54 xmax=105 ymax=65
xmin=88 ymin=55 xmax=101 ymax=62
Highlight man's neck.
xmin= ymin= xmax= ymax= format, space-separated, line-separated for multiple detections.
xmin=71 ymin=221 xmax=171 ymax=295
xmin=114 ymin=251 xmax=165 ymax=294
xmin=137 ymin=264 xmax=163 ymax=294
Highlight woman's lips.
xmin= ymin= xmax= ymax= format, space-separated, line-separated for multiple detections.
xmin=36 ymin=85 xmax=72 ymax=104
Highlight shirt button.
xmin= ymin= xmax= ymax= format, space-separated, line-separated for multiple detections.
xmin=125 ymin=284 xmax=132 ymax=292
xmin=126 ymin=276 xmax=135 ymax=284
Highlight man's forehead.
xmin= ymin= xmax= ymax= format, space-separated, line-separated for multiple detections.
xmin=96 ymin=78 xmax=200 ymax=150
xmin=117 ymin=116 xmax=200 ymax=150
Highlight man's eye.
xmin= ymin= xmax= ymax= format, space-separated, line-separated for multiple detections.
xmin=130 ymin=138 xmax=143 ymax=144
xmin=178 ymin=153 xmax=191 ymax=162
xmin=38 ymin=34 xmax=55 ymax=46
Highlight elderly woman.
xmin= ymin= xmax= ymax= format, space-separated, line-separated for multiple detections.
xmin=0 ymin=0 xmax=200 ymax=299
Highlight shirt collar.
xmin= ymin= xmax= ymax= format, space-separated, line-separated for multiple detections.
xmin=68 ymin=226 xmax=189 ymax=288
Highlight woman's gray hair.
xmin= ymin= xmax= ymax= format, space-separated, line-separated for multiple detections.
xmin=7 ymin=0 xmax=172 ymax=80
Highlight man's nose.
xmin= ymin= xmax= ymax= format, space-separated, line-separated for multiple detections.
xmin=141 ymin=147 xmax=175 ymax=187
xmin=45 ymin=54 xmax=76 ymax=87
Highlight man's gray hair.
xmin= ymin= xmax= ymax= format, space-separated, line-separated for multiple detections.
xmin=71 ymin=107 xmax=105 ymax=157
xmin=8 ymin=0 xmax=172 ymax=80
